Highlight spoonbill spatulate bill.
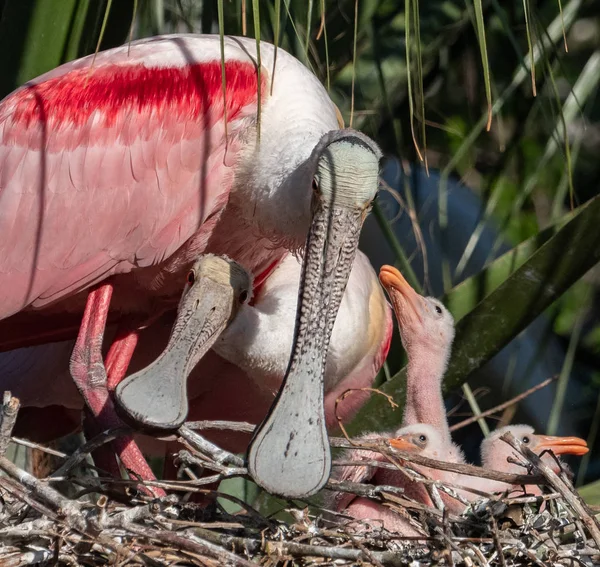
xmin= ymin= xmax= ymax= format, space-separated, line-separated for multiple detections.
xmin=0 ymin=34 xmax=382 ymax=498
xmin=115 ymin=255 xmax=252 ymax=430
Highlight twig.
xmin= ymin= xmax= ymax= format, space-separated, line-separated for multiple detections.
xmin=178 ymin=426 xmax=244 ymax=467
xmin=326 ymin=477 xmax=406 ymax=500
xmin=0 ymin=549 xmax=53 ymax=566
xmin=503 ymin=492 xmax=561 ymax=504
xmin=176 ymin=448 xmax=246 ymax=478
xmin=0 ymin=391 xmax=20 ymax=456
xmin=450 ymin=376 xmax=558 ymax=432
xmin=185 ymin=420 xmax=256 ymax=433
xmin=51 ymin=427 xmax=129 ymax=477
xmin=384 ymin=493 xmax=478 ymax=529
xmin=191 ymin=526 xmax=418 ymax=565
xmin=0 ymin=456 xmax=160 ymax=565
xmin=0 ymin=455 xmax=83 ymax=521
xmin=331 ymin=436 xmax=546 ymax=485
xmin=1 ymin=475 xmax=62 ymax=520
xmin=335 ymin=388 xmax=398 ymax=444
xmin=125 ymin=525 xmax=257 ymax=567
xmin=491 ymin=516 xmax=507 ymax=567
xmin=0 ymin=519 xmax=56 ymax=539
xmin=10 ymin=437 xmax=68 ymax=458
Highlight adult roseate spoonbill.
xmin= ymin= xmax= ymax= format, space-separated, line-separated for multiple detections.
xmin=116 ymin=255 xmax=252 ymax=430
xmin=0 ymin=34 xmax=381 ymax=497
xmin=331 ymin=424 xmax=465 ymax=534
xmin=378 ymin=265 xmax=456 ymax=444
xmin=475 ymin=424 xmax=588 ymax=494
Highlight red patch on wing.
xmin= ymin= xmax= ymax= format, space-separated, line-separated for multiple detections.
xmin=7 ymin=60 xmax=265 ymax=129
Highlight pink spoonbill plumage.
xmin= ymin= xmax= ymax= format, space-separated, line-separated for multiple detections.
xmin=0 ymin=35 xmax=382 ymax=498
xmin=331 ymin=424 xmax=465 ymax=534
xmin=378 ymin=265 xmax=456 ymax=445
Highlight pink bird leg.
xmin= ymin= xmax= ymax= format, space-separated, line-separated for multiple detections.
xmin=70 ymin=283 xmax=164 ymax=496
xmin=105 ymin=329 xmax=140 ymax=391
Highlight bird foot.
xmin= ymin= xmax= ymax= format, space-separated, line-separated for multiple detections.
xmin=70 ymin=284 xmax=165 ymax=497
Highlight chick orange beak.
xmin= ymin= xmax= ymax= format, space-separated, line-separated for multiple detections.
xmin=388 ymin=437 xmax=420 ymax=452
xmin=379 ymin=265 xmax=423 ymax=325
xmin=536 ymin=435 xmax=589 ymax=457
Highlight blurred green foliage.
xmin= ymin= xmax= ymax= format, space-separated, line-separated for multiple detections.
xmin=0 ymin=0 xmax=135 ymax=98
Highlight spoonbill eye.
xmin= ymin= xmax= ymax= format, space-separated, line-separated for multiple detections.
xmin=239 ymin=290 xmax=249 ymax=304
xmin=187 ymin=271 xmax=196 ymax=285
xmin=419 ymin=435 xmax=427 ymax=443
xmin=522 ymin=436 xmax=530 ymax=444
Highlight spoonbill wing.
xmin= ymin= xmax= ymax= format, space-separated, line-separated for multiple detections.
xmin=0 ymin=36 xmax=264 ymax=321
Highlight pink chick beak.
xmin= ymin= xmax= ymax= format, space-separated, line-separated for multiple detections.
xmin=535 ymin=435 xmax=589 ymax=457
xmin=388 ymin=436 xmax=421 ymax=452
xmin=379 ymin=265 xmax=423 ymax=326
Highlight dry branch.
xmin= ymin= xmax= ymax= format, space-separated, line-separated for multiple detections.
xmin=0 ymin=392 xmax=20 ymax=456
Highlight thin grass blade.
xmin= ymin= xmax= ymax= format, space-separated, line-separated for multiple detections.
xmin=252 ymin=0 xmax=262 ymax=140
xmin=92 ymin=0 xmax=113 ymax=67
xmin=217 ymin=0 xmax=228 ymax=141
xmin=547 ymin=294 xmax=588 ymax=435
xmin=522 ymin=0 xmax=537 ymax=95
xmin=320 ymin=0 xmax=330 ymax=90
xmin=473 ymin=0 xmax=493 ymax=129
xmin=349 ymin=0 xmax=359 ymax=128
xmin=271 ymin=0 xmax=281 ymax=94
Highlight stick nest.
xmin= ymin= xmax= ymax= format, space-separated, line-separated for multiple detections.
xmin=1 ymin=402 xmax=599 ymax=565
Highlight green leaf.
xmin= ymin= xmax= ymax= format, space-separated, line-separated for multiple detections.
xmin=349 ymin=194 xmax=600 ymax=434
xmin=579 ymin=479 xmax=600 ymax=507
xmin=252 ymin=0 xmax=262 ymax=140
xmin=0 ymin=0 xmax=81 ymax=96
xmin=0 ymin=0 xmax=134 ymax=98
xmin=472 ymin=0 xmax=492 ymax=129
